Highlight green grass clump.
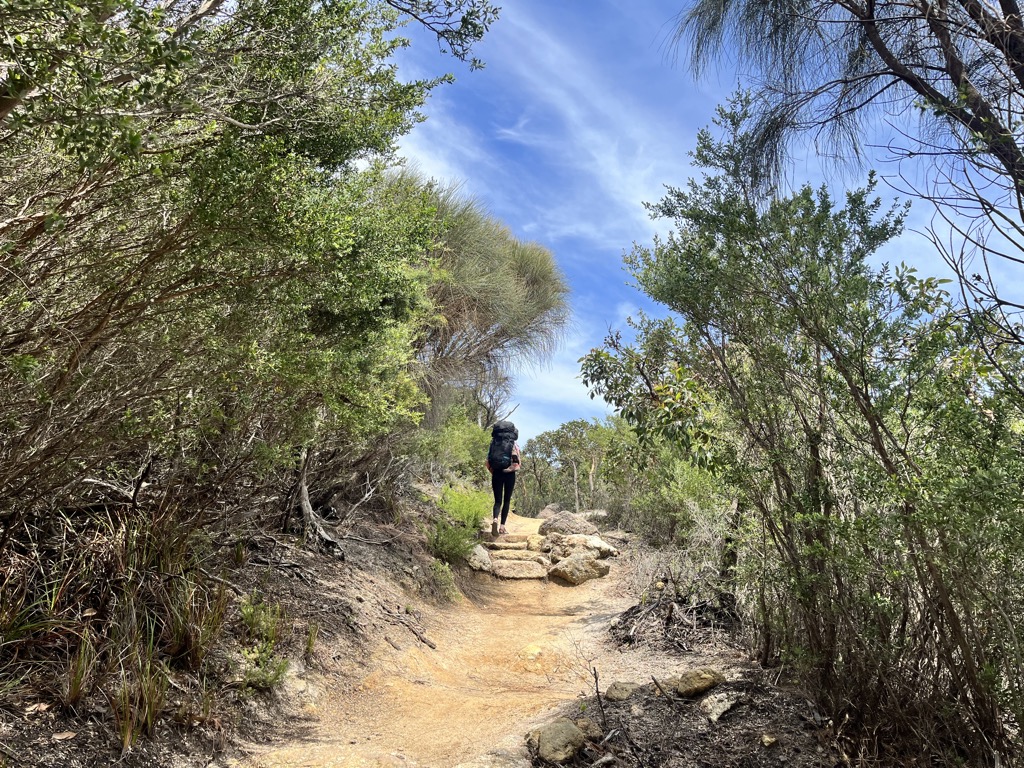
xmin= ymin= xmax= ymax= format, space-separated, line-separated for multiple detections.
xmin=427 ymin=485 xmax=491 ymax=564
xmin=239 ymin=594 xmax=288 ymax=692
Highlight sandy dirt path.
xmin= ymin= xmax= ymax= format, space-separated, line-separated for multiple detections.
xmin=237 ymin=513 xmax=682 ymax=768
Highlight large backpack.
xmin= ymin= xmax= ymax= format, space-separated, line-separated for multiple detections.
xmin=487 ymin=421 xmax=519 ymax=471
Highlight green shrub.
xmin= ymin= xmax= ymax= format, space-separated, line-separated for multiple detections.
xmin=427 ymin=518 xmax=477 ymax=564
xmin=426 ymin=484 xmax=492 ymax=564
xmin=438 ymin=485 xmax=490 ymax=530
xmin=409 ymin=406 xmax=491 ymax=482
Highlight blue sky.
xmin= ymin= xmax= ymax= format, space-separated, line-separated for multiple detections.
xmin=393 ymin=1 xmax=947 ymax=444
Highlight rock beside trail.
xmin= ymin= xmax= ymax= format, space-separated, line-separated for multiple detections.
xmin=453 ymin=749 xmax=532 ymax=768
xmin=701 ymin=691 xmax=740 ymax=722
xmin=547 ymin=533 xmax=618 ymax=562
xmin=604 ymin=681 xmax=640 ymax=702
xmin=528 ymin=717 xmax=585 ymax=763
xmin=538 ymin=511 xmax=599 ymax=536
xmin=548 ymin=552 xmax=610 ymax=585
xmin=467 ymin=545 xmax=492 ymax=573
xmin=676 ymin=668 xmax=725 ymax=698
xmin=537 ymin=503 xmax=562 ymax=519
xmin=574 ymin=717 xmax=603 ymax=742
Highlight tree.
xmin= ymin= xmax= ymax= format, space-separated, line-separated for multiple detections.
xmin=674 ymin=0 xmax=1024 ymax=383
xmin=582 ymin=101 xmax=1024 ymax=763
xmin=410 ymin=174 xmax=571 ymax=428
xmin=0 ymin=0 xmax=496 ymax=733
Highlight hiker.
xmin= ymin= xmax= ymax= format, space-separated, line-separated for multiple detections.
xmin=486 ymin=420 xmax=521 ymax=535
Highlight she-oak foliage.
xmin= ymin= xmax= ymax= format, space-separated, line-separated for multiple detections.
xmin=582 ymin=99 xmax=1024 ymax=764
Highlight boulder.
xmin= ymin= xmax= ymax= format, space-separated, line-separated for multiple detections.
xmin=537 ymin=503 xmax=562 ymax=519
xmin=467 ymin=545 xmax=492 ymax=573
xmin=574 ymin=717 xmax=603 ymax=742
xmin=676 ymin=668 xmax=725 ymax=698
xmin=547 ymin=553 xmax=610 ymax=585
xmin=538 ymin=511 xmax=599 ymax=536
xmin=548 ymin=534 xmax=618 ymax=561
xmin=528 ymin=718 xmax=585 ymax=764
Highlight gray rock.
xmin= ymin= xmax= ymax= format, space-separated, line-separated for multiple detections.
xmin=467 ymin=545 xmax=492 ymax=572
xmin=700 ymin=691 xmax=740 ymax=722
xmin=528 ymin=717 xmax=585 ymax=763
xmin=547 ymin=553 xmax=610 ymax=585
xmin=537 ymin=503 xmax=562 ymax=519
xmin=538 ymin=511 xmax=599 ymax=536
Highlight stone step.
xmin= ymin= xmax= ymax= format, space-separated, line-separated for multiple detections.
xmin=485 ymin=540 xmax=528 ymax=551
xmin=478 ymin=531 xmax=531 ymax=544
xmin=490 ymin=550 xmax=550 ymax=566
xmin=491 ymin=559 xmax=548 ymax=580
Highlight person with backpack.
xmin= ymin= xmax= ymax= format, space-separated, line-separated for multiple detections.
xmin=486 ymin=420 xmax=521 ymax=535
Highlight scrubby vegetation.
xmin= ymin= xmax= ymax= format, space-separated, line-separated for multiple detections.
xmin=0 ymin=0 xmax=572 ymax=757
xmin=580 ymin=99 xmax=1024 ymax=765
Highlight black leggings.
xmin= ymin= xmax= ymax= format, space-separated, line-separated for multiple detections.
xmin=490 ymin=471 xmax=516 ymax=523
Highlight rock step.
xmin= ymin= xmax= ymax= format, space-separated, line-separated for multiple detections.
xmin=478 ymin=532 xmax=531 ymax=544
xmin=485 ymin=540 xmax=528 ymax=551
xmin=491 ymin=559 xmax=548 ymax=580
xmin=490 ymin=550 xmax=550 ymax=566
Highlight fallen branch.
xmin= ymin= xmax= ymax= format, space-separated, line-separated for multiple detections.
xmin=651 ymin=676 xmax=678 ymax=710
xmin=592 ymin=667 xmax=608 ymax=730
xmin=197 ymin=567 xmax=245 ymax=596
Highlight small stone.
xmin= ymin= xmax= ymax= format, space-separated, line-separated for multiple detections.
xmin=761 ymin=733 xmax=778 ymax=748
xmin=604 ymin=681 xmax=639 ymax=702
xmin=676 ymin=668 xmax=725 ymax=698
xmin=700 ymin=692 xmax=739 ymax=722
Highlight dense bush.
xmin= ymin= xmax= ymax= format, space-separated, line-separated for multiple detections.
xmin=582 ymin=100 xmax=1024 ymax=764
xmin=0 ymin=0 xmax=515 ymax=742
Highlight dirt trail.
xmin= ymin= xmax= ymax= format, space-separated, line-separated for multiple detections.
xmin=238 ymin=513 xmax=682 ymax=768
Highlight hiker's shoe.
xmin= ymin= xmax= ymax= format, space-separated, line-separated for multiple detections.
xmin=491 ymin=519 xmax=499 ymax=536
xmin=498 ymin=526 xmax=507 ymax=534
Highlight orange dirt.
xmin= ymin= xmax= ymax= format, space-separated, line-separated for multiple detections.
xmin=235 ymin=513 xmax=683 ymax=768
